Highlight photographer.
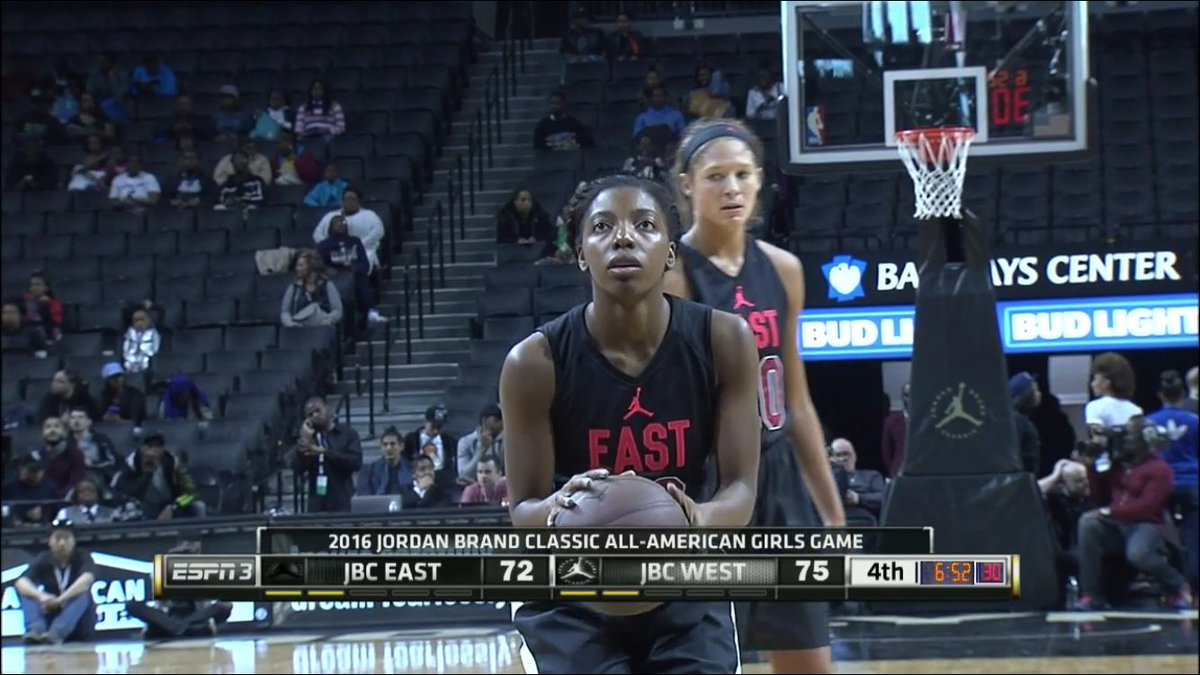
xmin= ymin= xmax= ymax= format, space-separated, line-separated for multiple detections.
xmin=1146 ymin=370 xmax=1199 ymax=593
xmin=290 ymin=396 xmax=361 ymax=513
xmin=1075 ymin=416 xmax=1192 ymax=610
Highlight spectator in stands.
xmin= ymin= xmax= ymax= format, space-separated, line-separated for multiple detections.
xmin=67 ymin=135 xmax=111 ymax=193
xmin=294 ymin=79 xmax=346 ymax=139
xmin=829 ymin=438 xmax=885 ymax=524
xmin=745 ymin=68 xmax=784 ymax=121
xmin=112 ymin=432 xmax=204 ymax=520
xmin=1039 ymin=459 xmax=1092 ymax=588
xmin=65 ymin=407 xmax=117 ymax=485
xmin=1 ymin=299 xmax=50 ymax=355
xmin=304 ymin=163 xmax=348 ymax=207
xmin=108 ymin=154 xmax=161 ymax=212
xmin=55 ymin=478 xmax=115 ymax=524
xmin=559 ymin=8 xmax=606 ymax=63
xmin=17 ymin=90 xmax=68 ymax=143
xmin=214 ymin=152 xmax=267 ymax=212
xmin=356 ymin=427 xmax=411 ymax=496
xmin=495 ymin=189 xmax=553 ymax=245
xmin=23 ymin=273 xmax=64 ymax=345
xmin=160 ymin=95 xmax=214 ymax=144
xmin=214 ymin=139 xmax=273 ymax=186
xmin=14 ymin=519 xmax=96 ymax=644
xmin=401 ymin=455 xmax=452 ymax=509
xmin=608 ymin=12 xmax=647 ymax=61
xmin=165 ymin=149 xmax=213 ymax=209
xmin=251 ymin=89 xmax=294 ymax=142
xmin=1076 ymin=416 xmax=1191 ymax=610
xmin=212 ymin=85 xmax=252 ymax=143
xmin=86 ymin=53 xmax=130 ymax=117
xmin=312 ymin=186 xmax=385 ymax=272
xmin=1147 ymin=370 xmax=1199 ymax=592
xmin=292 ymin=396 xmax=362 ymax=513
xmin=623 ymin=133 xmax=667 ymax=182
xmin=28 ymin=416 xmax=86 ymax=498
xmin=99 ymin=362 xmax=146 ymax=427
xmin=1011 ymin=371 xmax=1042 ymax=473
xmin=272 ymin=129 xmax=317 ymax=185
xmin=65 ymin=92 xmax=116 ymax=143
xmin=104 ymin=144 xmax=129 ymax=183
xmin=131 ymin=53 xmax=178 ymax=98
xmin=633 ymin=86 xmax=685 ymax=146
xmin=1086 ymin=352 xmax=1143 ymax=429
xmin=38 ymin=371 xmax=95 ymax=422
xmin=685 ymin=64 xmax=734 ymax=120
xmin=533 ymin=92 xmax=594 ymax=151
xmin=638 ymin=67 xmax=667 ymax=109
xmin=281 ymin=251 xmax=344 ymax=328
xmin=316 ymin=215 xmax=386 ymax=325
xmin=1185 ymin=366 xmax=1199 ymax=414
xmin=461 ymin=457 xmax=507 ymax=506
xmin=457 ymin=404 xmax=504 ymax=483
xmin=2 ymin=456 xmax=59 ymax=525
xmin=159 ymin=375 xmax=213 ymax=422
xmin=51 ymin=84 xmax=80 ymax=128
xmin=882 ymin=383 xmax=909 ymax=478
xmin=7 ymin=139 xmax=59 ymax=192
xmin=122 ymin=307 xmax=160 ymax=373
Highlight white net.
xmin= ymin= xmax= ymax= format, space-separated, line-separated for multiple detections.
xmin=895 ymin=128 xmax=976 ymax=220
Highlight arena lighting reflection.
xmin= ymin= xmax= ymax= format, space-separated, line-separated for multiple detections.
xmin=798 ymin=294 xmax=1198 ymax=361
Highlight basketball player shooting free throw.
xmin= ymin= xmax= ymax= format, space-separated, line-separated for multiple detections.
xmin=500 ymin=175 xmax=762 ymax=673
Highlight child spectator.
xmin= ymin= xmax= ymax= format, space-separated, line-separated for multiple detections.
xmin=304 ymin=163 xmax=347 ymax=207
xmin=67 ymin=135 xmax=110 ymax=192
xmin=212 ymin=85 xmax=252 ymax=142
xmin=316 ymin=215 xmax=385 ymax=325
xmin=495 ymin=189 xmax=553 ymax=245
xmin=280 ymin=251 xmax=343 ymax=327
xmin=746 ymin=68 xmax=784 ymax=120
xmin=7 ymin=139 xmax=59 ymax=192
xmin=294 ymin=79 xmax=345 ymax=138
xmin=131 ymin=53 xmax=178 ymax=98
xmin=251 ymin=89 xmax=294 ymax=141
xmin=165 ymin=150 xmax=213 ymax=209
xmin=65 ymin=92 xmax=115 ymax=142
xmin=99 ymin=362 xmax=146 ymax=427
xmin=159 ymin=375 xmax=213 ymax=422
xmin=122 ymin=307 xmax=161 ymax=373
xmin=23 ymin=273 xmax=63 ymax=344
xmin=108 ymin=154 xmax=161 ymax=212
xmin=214 ymin=152 xmax=267 ymax=212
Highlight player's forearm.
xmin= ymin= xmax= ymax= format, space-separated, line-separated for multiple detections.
xmin=14 ymin=578 xmax=49 ymax=600
xmin=791 ymin=408 xmax=847 ymax=527
xmin=696 ymin=479 xmax=756 ymax=527
xmin=510 ymin=496 xmax=557 ymax=528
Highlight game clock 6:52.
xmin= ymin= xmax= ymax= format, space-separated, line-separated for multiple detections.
xmin=919 ymin=560 xmax=974 ymax=585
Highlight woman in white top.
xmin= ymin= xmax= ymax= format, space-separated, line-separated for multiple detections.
xmin=1085 ymin=351 xmax=1143 ymax=428
xmin=312 ymin=186 xmax=384 ymax=273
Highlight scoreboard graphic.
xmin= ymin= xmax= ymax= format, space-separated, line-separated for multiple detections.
xmin=154 ymin=527 xmax=1020 ymax=604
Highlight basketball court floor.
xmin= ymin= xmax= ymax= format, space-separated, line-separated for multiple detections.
xmin=4 ymin=609 xmax=1196 ymax=674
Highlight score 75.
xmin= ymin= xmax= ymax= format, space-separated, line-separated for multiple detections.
xmin=795 ymin=559 xmax=829 ymax=582
xmin=780 ymin=556 xmax=845 ymax=586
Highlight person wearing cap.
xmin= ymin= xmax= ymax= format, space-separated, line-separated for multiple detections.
xmin=99 ymin=361 xmax=147 ymax=426
xmin=404 ymin=405 xmax=458 ymax=488
xmin=112 ymin=432 xmax=205 ymax=519
xmin=1010 ymin=371 xmax=1042 ymax=474
xmin=14 ymin=519 xmax=96 ymax=644
xmin=1 ymin=454 xmax=59 ymax=525
xmin=211 ymin=84 xmax=251 ymax=143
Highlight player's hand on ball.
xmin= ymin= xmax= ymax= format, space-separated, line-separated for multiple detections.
xmin=666 ymin=482 xmax=701 ymax=527
xmin=547 ymin=469 xmax=612 ymax=526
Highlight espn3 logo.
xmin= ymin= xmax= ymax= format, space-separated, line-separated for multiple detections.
xmin=165 ymin=556 xmax=255 ymax=584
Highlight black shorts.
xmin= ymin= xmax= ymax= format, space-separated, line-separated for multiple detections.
xmin=737 ymin=437 xmax=831 ymax=651
xmin=512 ymin=601 xmax=740 ymax=674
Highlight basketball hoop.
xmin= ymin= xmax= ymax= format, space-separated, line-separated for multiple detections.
xmin=895 ymin=127 xmax=976 ymax=221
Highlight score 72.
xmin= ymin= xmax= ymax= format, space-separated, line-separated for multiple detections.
xmin=499 ymin=559 xmax=535 ymax=582
xmin=779 ymin=556 xmax=845 ymax=586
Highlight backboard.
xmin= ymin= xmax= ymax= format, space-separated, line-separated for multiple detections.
xmin=778 ymin=1 xmax=1095 ymax=173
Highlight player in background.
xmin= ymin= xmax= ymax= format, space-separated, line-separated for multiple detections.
xmin=665 ymin=119 xmax=845 ymax=674
xmin=501 ymin=175 xmax=761 ymax=673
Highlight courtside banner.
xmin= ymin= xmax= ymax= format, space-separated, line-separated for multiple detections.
xmin=803 ymin=242 xmax=1197 ymax=307
xmin=798 ymin=293 xmax=1198 ymax=361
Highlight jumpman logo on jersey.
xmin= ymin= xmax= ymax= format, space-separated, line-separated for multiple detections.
xmin=623 ymin=387 xmax=654 ymax=420
xmin=732 ymin=285 xmax=756 ymax=310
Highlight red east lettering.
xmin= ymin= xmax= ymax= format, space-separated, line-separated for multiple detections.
xmin=588 ymin=422 xmax=692 ymax=473
xmin=668 ymin=420 xmax=691 ymax=467
xmin=643 ymin=423 xmax=668 ymax=471
xmin=747 ymin=310 xmax=781 ymax=349
xmin=588 ymin=429 xmax=610 ymax=469
xmin=615 ymin=426 xmax=645 ymax=473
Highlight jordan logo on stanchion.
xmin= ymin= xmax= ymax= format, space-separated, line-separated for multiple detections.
xmin=931 ymin=382 xmax=986 ymax=440
xmin=623 ymin=387 xmax=654 ymax=420
xmin=732 ymin=285 xmax=755 ymax=310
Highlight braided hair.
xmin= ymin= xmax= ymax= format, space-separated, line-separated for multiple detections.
xmin=562 ymin=174 xmax=681 ymax=247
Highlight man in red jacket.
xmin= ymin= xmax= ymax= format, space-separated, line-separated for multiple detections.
xmin=1076 ymin=416 xmax=1192 ymax=610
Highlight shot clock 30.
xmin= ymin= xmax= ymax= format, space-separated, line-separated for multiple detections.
xmin=920 ymin=560 xmax=974 ymax=585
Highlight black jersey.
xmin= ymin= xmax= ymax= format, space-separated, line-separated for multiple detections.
xmin=539 ymin=295 xmax=718 ymax=500
xmin=680 ymin=236 xmax=791 ymax=447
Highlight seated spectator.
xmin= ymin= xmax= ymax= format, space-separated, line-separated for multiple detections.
xmin=86 ymin=53 xmax=130 ymax=121
xmin=108 ymin=154 xmax=161 ymax=212
xmin=634 ymin=86 xmax=686 ymax=145
xmin=251 ymin=89 xmax=294 ymax=142
xmin=404 ymin=406 xmax=457 ymax=484
xmin=533 ymin=92 xmax=594 ymax=151
xmin=1 ymin=299 xmax=50 ymax=355
xmin=28 ymin=416 xmax=86 ymax=499
xmin=1039 ymin=458 xmax=1093 ymax=584
xmin=159 ymin=95 xmax=214 ymax=144
xmin=559 ymin=9 xmax=606 ymax=63
xmin=312 ymin=187 xmax=385 ymax=272
xmin=1146 ymin=370 xmax=1199 ymax=592
xmin=623 ymin=133 xmax=667 ymax=182
xmin=1085 ymin=352 xmax=1143 ymax=429
xmin=67 ymin=134 xmax=111 ymax=193
xmin=38 ymin=370 xmax=95 ymax=422
xmin=638 ymin=67 xmax=667 ymax=109
xmin=158 ymin=375 xmax=214 ymax=422
xmin=1076 ymin=416 xmax=1191 ymax=610
xmin=55 ymin=477 xmax=115 ymax=524
xmin=103 ymin=144 xmax=129 ymax=184
xmin=495 ymin=189 xmax=553 ymax=245
xmin=65 ymin=407 xmax=118 ymax=484
xmin=112 ymin=433 xmax=204 ymax=520
xmin=23 ymin=273 xmax=64 ymax=344
xmin=65 ymin=92 xmax=116 ymax=142
xmin=17 ymin=91 xmax=68 ymax=144
xmin=211 ymin=85 xmax=252 ymax=142
xmin=214 ymin=152 xmax=267 ymax=212
xmin=745 ymin=68 xmax=784 ymax=121
xmin=7 ymin=139 xmax=59 ymax=192
xmin=316 ymin=215 xmax=386 ymax=325
xmin=829 ymin=438 xmax=886 ymax=523
xmin=165 ymin=149 xmax=213 ymax=209
xmin=401 ymin=455 xmax=452 ymax=509
xmin=457 ymin=404 xmax=505 ymax=483
xmin=281 ymin=251 xmax=344 ymax=328
xmin=14 ymin=520 xmax=96 ymax=644
xmin=214 ymin=139 xmax=273 ymax=186
xmin=294 ymin=79 xmax=346 ymax=139
xmin=51 ymin=85 xmax=80 ymax=128
xmin=461 ymin=457 xmax=507 ymax=506
xmin=290 ymin=396 xmax=362 ymax=513
xmin=356 ymin=427 xmax=411 ymax=496
xmin=304 ymin=163 xmax=348 ymax=207
xmin=272 ymin=130 xmax=318 ymax=185
xmin=535 ymin=190 xmax=582 ymax=267
xmin=99 ymin=362 xmax=146 ymax=426
xmin=685 ymin=64 xmax=734 ymax=120
xmin=131 ymin=53 xmax=178 ymax=98
xmin=608 ymin=12 xmax=648 ymax=61
xmin=122 ymin=307 xmax=161 ymax=373
xmin=2 ymin=455 xmax=59 ymax=525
